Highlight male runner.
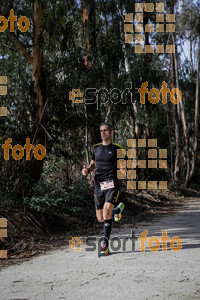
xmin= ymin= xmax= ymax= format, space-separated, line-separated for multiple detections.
xmin=82 ymin=122 xmax=125 ymax=256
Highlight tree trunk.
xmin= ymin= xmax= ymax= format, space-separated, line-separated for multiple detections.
xmin=190 ymin=36 xmax=194 ymax=76
xmin=129 ymin=114 xmax=135 ymax=138
xmin=172 ymin=34 xmax=190 ymax=186
xmin=164 ymin=105 xmax=174 ymax=181
xmin=1 ymin=0 xmax=47 ymax=187
xmin=170 ymin=1 xmax=180 ymax=183
xmin=132 ymin=101 xmax=140 ymax=138
xmin=82 ymin=0 xmax=101 ymax=153
xmin=173 ymin=103 xmax=180 ymax=183
xmin=143 ymin=0 xmax=152 ymax=139
xmin=189 ymin=33 xmax=200 ymax=184
xmin=118 ymin=0 xmax=130 ymax=73
xmin=30 ymin=0 xmax=47 ymax=180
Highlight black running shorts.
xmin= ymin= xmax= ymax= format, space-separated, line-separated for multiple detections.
xmin=94 ymin=184 xmax=120 ymax=210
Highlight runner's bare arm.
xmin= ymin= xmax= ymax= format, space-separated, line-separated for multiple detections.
xmin=82 ymin=160 xmax=95 ymax=176
xmin=88 ymin=160 xmax=95 ymax=172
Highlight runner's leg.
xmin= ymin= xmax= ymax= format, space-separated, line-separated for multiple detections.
xmin=94 ymin=185 xmax=104 ymax=222
xmin=103 ymin=202 xmax=114 ymax=247
xmin=103 ymin=202 xmax=114 ymax=219
xmin=96 ymin=209 xmax=104 ymax=222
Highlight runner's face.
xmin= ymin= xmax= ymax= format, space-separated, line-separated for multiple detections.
xmin=100 ymin=125 xmax=113 ymax=141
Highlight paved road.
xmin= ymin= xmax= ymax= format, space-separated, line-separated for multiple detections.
xmin=0 ymin=198 xmax=200 ymax=300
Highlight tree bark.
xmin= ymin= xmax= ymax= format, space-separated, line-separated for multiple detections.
xmin=172 ymin=34 xmax=190 ymax=186
xmin=170 ymin=1 xmax=180 ymax=183
xmin=190 ymin=36 xmax=194 ymax=76
xmin=82 ymin=0 xmax=101 ymax=150
xmin=1 ymin=0 xmax=47 ymax=186
xmin=29 ymin=0 xmax=47 ymax=181
xmin=189 ymin=33 xmax=200 ymax=184
xmin=118 ymin=0 xmax=130 ymax=73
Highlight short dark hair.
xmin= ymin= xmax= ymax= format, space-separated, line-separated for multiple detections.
xmin=100 ymin=122 xmax=114 ymax=131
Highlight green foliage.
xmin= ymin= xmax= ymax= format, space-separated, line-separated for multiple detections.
xmin=24 ymin=192 xmax=69 ymax=212
xmin=24 ymin=177 xmax=89 ymax=213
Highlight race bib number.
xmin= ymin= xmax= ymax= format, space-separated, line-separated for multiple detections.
xmin=100 ymin=180 xmax=114 ymax=191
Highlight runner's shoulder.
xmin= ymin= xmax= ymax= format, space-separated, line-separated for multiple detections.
xmin=112 ymin=143 xmax=126 ymax=157
xmin=112 ymin=142 xmax=124 ymax=150
xmin=93 ymin=142 xmax=102 ymax=148
xmin=93 ymin=142 xmax=102 ymax=152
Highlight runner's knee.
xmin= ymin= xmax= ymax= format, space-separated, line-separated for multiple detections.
xmin=97 ymin=215 xmax=104 ymax=222
xmin=103 ymin=208 xmax=111 ymax=219
xmin=96 ymin=211 xmax=104 ymax=222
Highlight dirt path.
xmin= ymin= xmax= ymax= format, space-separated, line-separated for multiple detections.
xmin=0 ymin=198 xmax=200 ymax=300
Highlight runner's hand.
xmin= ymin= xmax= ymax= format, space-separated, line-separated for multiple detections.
xmin=82 ymin=165 xmax=88 ymax=176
